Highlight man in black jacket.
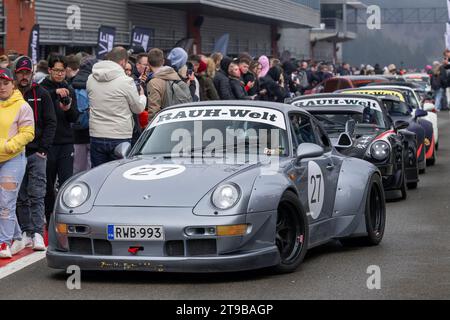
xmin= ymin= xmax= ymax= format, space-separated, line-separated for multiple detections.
xmin=13 ymin=56 xmax=57 ymax=250
xmin=40 ymin=54 xmax=79 ymax=223
xmin=213 ymin=57 xmax=234 ymax=100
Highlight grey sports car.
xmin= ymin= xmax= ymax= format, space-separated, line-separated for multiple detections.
xmin=47 ymin=101 xmax=386 ymax=273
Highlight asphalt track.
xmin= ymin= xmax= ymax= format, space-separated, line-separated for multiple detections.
xmin=1 ymin=113 xmax=449 ymax=300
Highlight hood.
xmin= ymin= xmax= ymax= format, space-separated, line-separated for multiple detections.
xmin=93 ymin=157 xmax=260 ymax=207
xmin=258 ymin=56 xmax=270 ymax=78
xmin=72 ymin=58 xmax=98 ymax=89
xmin=0 ymin=90 xmax=25 ymax=108
xmin=153 ymin=66 xmax=180 ymax=81
xmin=91 ymin=60 xmax=125 ymax=83
xmin=334 ymin=132 xmax=379 ymax=158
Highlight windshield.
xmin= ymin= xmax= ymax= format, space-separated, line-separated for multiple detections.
xmin=401 ymin=90 xmax=421 ymax=109
xmin=311 ymin=108 xmax=386 ymax=136
xmin=134 ymin=107 xmax=289 ymax=157
xmin=382 ymin=100 xmax=411 ymax=117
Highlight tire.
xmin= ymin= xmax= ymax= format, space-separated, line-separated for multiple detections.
xmin=435 ymin=141 xmax=439 ymax=151
xmin=419 ymin=144 xmax=427 ymax=174
xmin=340 ymin=174 xmax=386 ymax=247
xmin=273 ymin=191 xmax=309 ymax=274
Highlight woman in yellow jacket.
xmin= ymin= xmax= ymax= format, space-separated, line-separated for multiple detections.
xmin=0 ymin=68 xmax=34 ymax=258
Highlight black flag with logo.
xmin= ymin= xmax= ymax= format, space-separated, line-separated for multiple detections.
xmin=28 ymin=24 xmax=40 ymax=65
xmin=96 ymin=26 xmax=116 ymax=59
xmin=130 ymin=27 xmax=154 ymax=52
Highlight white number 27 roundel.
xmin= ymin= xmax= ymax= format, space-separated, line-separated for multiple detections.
xmin=123 ymin=164 xmax=186 ymax=181
xmin=308 ymin=161 xmax=325 ymax=220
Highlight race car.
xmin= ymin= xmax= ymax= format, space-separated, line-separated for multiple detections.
xmin=47 ymin=101 xmax=386 ymax=274
xmin=336 ymin=88 xmax=429 ymax=175
xmin=403 ymin=73 xmax=432 ymax=92
xmin=289 ymin=94 xmax=412 ymax=198
xmin=365 ymin=83 xmax=439 ymax=153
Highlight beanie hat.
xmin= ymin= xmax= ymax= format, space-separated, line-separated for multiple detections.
xmin=167 ymin=47 xmax=188 ymax=71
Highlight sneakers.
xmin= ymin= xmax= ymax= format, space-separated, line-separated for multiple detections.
xmin=10 ymin=239 xmax=26 ymax=255
xmin=0 ymin=243 xmax=12 ymax=259
xmin=32 ymin=233 xmax=46 ymax=251
xmin=22 ymin=232 xmax=33 ymax=248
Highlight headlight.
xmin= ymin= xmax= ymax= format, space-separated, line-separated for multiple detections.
xmin=370 ymin=141 xmax=390 ymax=161
xmin=212 ymin=184 xmax=241 ymax=210
xmin=62 ymin=183 xmax=90 ymax=208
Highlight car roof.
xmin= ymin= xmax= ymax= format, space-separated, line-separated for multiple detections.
xmin=289 ymin=93 xmax=383 ymax=113
xmin=291 ymin=93 xmax=383 ymax=103
xmin=366 ymin=81 xmax=420 ymax=88
xmin=336 ymin=88 xmax=406 ymax=101
xmin=337 ymin=75 xmax=388 ymax=81
xmin=365 ymin=84 xmax=416 ymax=92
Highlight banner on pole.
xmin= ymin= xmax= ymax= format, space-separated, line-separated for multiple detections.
xmin=96 ymin=26 xmax=116 ymax=59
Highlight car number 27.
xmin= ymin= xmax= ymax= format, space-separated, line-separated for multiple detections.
xmin=107 ymin=225 xmax=165 ymax=241
xmin=307 ymin=161 xmax=325 ymax=220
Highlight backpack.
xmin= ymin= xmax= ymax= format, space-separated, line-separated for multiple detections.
xmin=163 ymin=80 xmax=193 ymax=108
xmin=74 ymin=89 xmax=90 ymax=130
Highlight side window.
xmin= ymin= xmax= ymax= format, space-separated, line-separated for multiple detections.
xmin=313 ymin=120 xmax=332 ymax=152
xmin=289 ymin=113 xmax=318 ymax=150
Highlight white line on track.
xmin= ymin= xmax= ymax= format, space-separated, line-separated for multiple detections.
xmin=0 ymin=252 xmax=46 ymax=280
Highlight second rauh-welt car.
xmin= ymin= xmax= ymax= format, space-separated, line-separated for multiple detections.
xmin=289 ymin=94 xmax=415 ymax=199
xmin=336 ymin=88 xmax=430 ymax=173
xmin=47 ymin=101 xmax=385 ymax=274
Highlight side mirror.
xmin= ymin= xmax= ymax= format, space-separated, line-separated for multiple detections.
xmin=345 ymin=119 xmax=356 ymax=136
xmin=114 ymin=142 xmax=131 ymax=159
xmin=394 ymin=120 xmax=409 ymax=131
xmin=415 ymin=109 xmax=428 ymax=118
xmin=336 ymin=132 xmax=353 ymax=149
xmin=296 ymin=143 xmax=324 ymax=160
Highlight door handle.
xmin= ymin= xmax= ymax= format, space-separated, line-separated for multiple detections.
xmin=326 ymin=163 xmax=335 ymax=171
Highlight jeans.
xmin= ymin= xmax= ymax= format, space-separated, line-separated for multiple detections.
xmin=45 ymin=144 xmax=74 ymax=223
xmin=90 ymin=137 xmax=131 ymax=168
xmin=74 ymin=144 xmax=91 ymax=174
xmin=435 ymin=88 xmax=444 ymax=111
xmin=0 ymin=153 xmax=27 ymax=246
xmin=16 ymin=153 xmax=47 ymax=237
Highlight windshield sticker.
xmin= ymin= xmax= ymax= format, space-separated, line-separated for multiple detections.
xmin=150 ymin=106 xmax=286 ymax=130
xmin=293 ymin=98 xmax=382 ymax=112
xmin=343 ymin=90 xmax=406 ymax=102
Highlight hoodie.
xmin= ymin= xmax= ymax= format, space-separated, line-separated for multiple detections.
xmin=87 ymin=60 xmax=146 ymax=140
xmin=146 ymin=66 xmax=182 ymax=118
xmin=0 ymin=90 xmax=35 ymax=162
xmin=213 ymin=57 xmax=234 ymax=100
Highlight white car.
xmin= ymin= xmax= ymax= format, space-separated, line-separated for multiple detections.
xmin=366 ymin=85 xmax=439 ymax=150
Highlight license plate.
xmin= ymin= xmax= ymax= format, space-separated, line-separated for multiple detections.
xmin=107 ymin=225 xmax=164 ymax=241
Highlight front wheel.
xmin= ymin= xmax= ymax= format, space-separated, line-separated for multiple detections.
xmin=341 ymin=174 xmax=386 ymax=246
xmin=427 ymin=140 xmax=436 ymax=166
xmin=273 ymin=191 xmax=309 ymax=274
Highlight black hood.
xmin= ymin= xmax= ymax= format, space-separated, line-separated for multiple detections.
xmin=72 ymin=58 xmax=98 ymax=90
xmin=220 ymin=57 xmax=233 ymax=75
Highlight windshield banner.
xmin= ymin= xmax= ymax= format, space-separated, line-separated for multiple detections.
xmin=150 ymin=106 xmax=286 ymax=130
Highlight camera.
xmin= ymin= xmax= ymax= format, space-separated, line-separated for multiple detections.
xmin=59 ymin=95 xmax=72 ymax=106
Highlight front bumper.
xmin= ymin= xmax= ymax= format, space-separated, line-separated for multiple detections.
xmin=46 ymin=247 xmax=280 ymax=273
xmin=47 ymin=207 xmax=280 ymax=273
xmin=377 ymin=163 xmax=402 ymax=191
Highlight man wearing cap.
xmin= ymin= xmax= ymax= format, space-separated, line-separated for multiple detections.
xmin=13 ymin=56 xmax=57 ymax=251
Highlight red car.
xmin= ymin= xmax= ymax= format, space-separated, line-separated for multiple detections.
xmin=305 ymin=76 xmax=388 ymax=95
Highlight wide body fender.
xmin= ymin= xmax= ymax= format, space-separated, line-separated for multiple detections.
xmin=331 ymin=157 xmax=380 ymax=238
